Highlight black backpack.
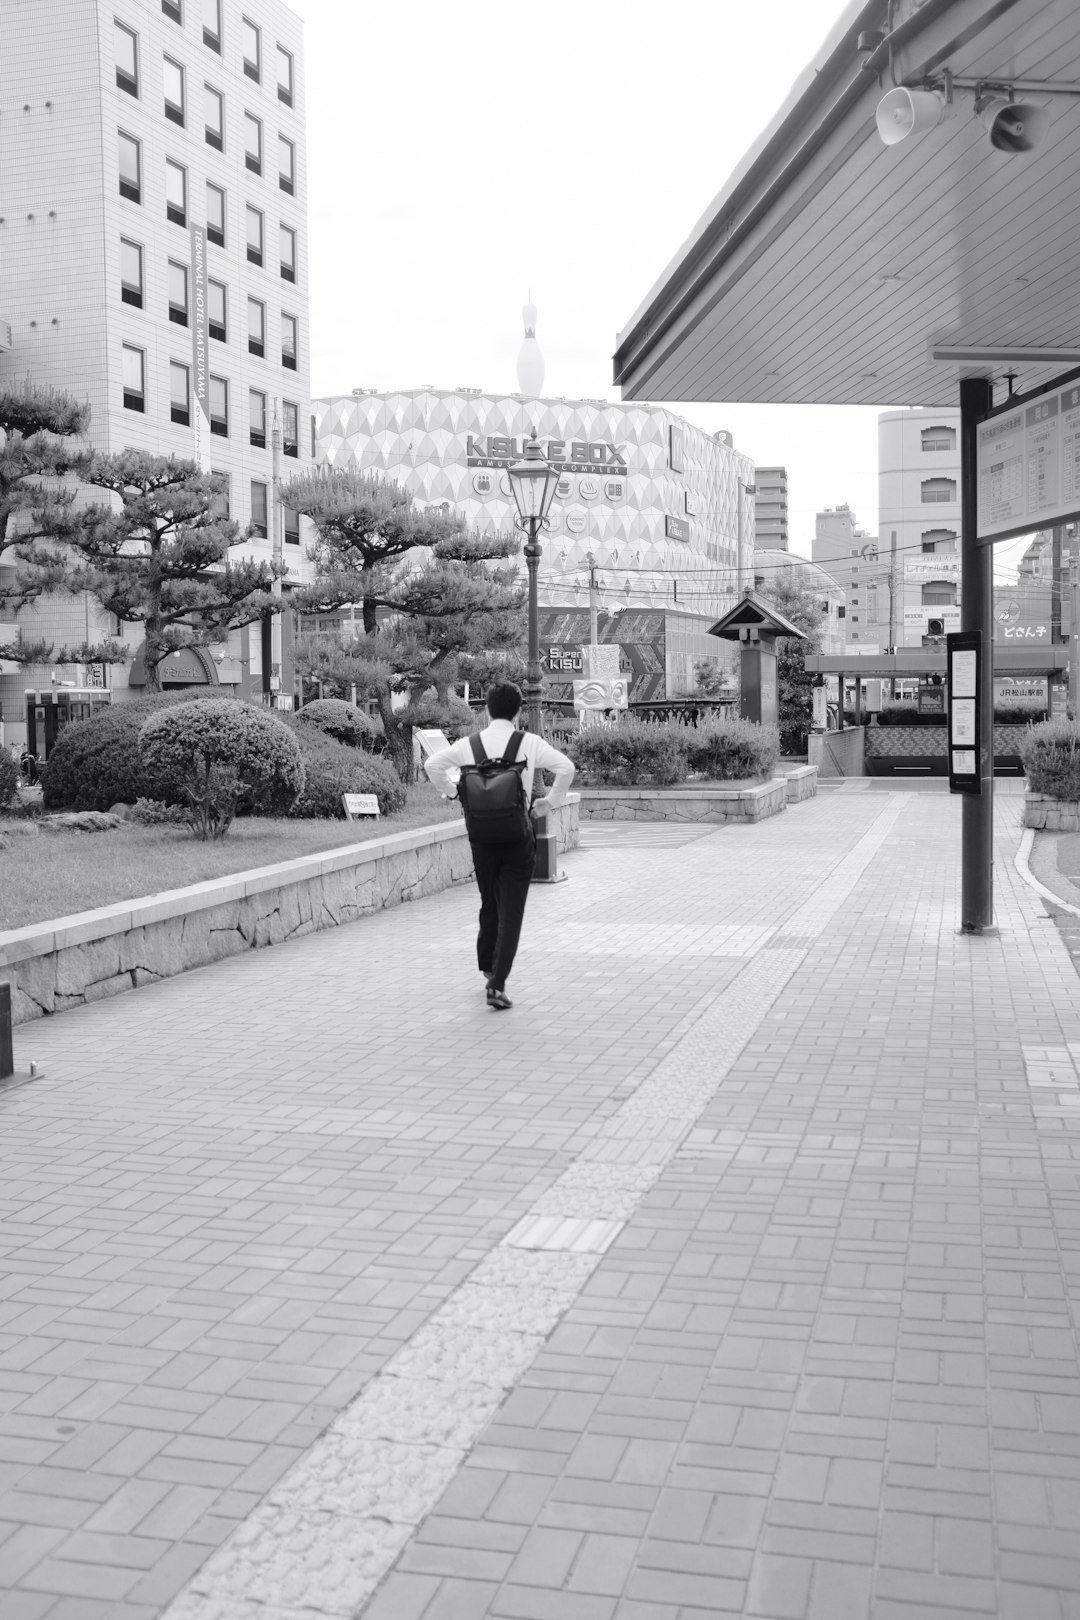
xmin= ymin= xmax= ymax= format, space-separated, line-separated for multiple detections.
xmin=457 ymin=731 xmax=531 ymax=844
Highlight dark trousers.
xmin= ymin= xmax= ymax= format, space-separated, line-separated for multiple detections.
xmin=471 ymin=832 xmax=535 ymax=991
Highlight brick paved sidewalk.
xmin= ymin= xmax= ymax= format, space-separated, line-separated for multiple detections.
xmin=2 ymin=786 xmax=1079 ymax=1620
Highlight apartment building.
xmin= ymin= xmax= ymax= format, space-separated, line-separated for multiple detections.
xmin=878 ymin=408 xmax=962 ymax=648
xmin=0 ymin=0 xmax=312 ymax=742
xmin=754 ymin=467 xmax=788 ymax=550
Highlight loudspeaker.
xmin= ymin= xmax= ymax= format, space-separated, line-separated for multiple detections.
xmin=875 ymin=87 xmax=947 ymax=146
xmin=981 ymin=99 xmax=1050 ymax=153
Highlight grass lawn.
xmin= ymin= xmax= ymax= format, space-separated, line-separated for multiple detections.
xmin=0 ymin=781 xmax=463 ymax=932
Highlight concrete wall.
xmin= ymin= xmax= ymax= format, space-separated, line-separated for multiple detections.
xmin=808 ymin=726 xmax=865 ymax=778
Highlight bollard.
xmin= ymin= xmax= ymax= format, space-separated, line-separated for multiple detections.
xmin=0 ymin=983 xmax=14 ymax=1080
xmin=531 ymin=807 xmax=567 ymax=885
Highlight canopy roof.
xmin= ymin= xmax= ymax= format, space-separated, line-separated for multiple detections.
xmin=613 ymin=0 xmax=1080 ymax=409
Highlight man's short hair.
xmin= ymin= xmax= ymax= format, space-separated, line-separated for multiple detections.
xmin=487 ymin=681 xmax=523 ymax=721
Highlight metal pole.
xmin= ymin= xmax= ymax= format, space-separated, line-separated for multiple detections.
xmin=524 ymin=518 xmax=542 ymax=735
xmin=1070 ymin=536 xmax=1079 ymax=719
xmin=589 ymin=558 xmax=600 ymax=647
xmin=960 ymin=376 xmax=995 ymax=934
xmin=889 ymin=528 xmax=898 ymax=699
xmin=270 ymin=400 xmax=283 ymax=707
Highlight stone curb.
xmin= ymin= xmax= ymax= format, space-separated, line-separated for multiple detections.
xmin=1013 ymin=825 xmax=1080 ymax=920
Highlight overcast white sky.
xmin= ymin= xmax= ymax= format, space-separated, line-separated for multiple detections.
xmin=287 ymin=0 xmax=1026 ymax=580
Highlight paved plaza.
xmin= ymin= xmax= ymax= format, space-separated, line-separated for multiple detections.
xmin=3 ymin=782 xmax=1080 ymax=1620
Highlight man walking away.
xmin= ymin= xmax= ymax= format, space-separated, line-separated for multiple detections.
xmin=425 ymin=681 xmax=575 ymax=1010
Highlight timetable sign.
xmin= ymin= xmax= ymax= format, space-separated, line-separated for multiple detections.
xmin=977 ymin=374 xmax=1080 ymax=544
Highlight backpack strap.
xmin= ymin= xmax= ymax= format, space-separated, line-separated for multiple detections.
xmin=468 ymin=732 xmax=486 ymax=765
xmin=505 ymin=730 xmax=526 ymax=764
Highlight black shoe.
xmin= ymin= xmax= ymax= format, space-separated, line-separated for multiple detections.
xmin=486 ymin=986 xmax=512 ymax=1010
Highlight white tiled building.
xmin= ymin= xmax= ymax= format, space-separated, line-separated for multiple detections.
xmin=878 ymin=408 xmax=962 ymax=648
xmin=0 ymin=0 xmax=313 ymax=744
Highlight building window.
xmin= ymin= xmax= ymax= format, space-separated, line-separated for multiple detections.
xmin=244 ymin=112 xmax=262 ymax=175
xmin=164 ymin=57 xmax=185 ymax=126
xmin=922 ymin=477 xmax=956 ymax=503
xmin=208 ymin=279 xmax=226 ymax=341
xmin=243 ymin=17 xmax=261 ymax=81
xmin=165 ymin=159 xmax=187 ymax=227
xmin=281 ymin=311 xmax=297 ymax=370
xmin=921 ymin=425 xmax=956 ymax=452
xmin=115 ymin=23 xmax=139 ymax=96
xmin=250 ymin=479 xmax=268 ymax=538
xmin=922 ymin=581 xmax=957 ymax=606
xmin=167 ymin=260 xmax=189 ymax=326
xmin=122 ymin=344 xmax=145 ymax=412
xmin=277 ymin=44 xmax=293 ymax=106
xmin=162 ymin=0 xmax=182 ymax=22
xmin=279 ymin=223 xmax=296 ymax=283
xmin=211 ymin=470 xmax=230 ymax=519
xmin=310 ymin=412 xmax=317 ymax=458
xmin=207 ymin=181 xmax=226 ymax=247
xmin=118 ymin=131 xmax=141 ymax=203
xmin=209 ymin=375 xmax=228 ymax=436
xmin=203 ymin=0 xmax=221 ymax=52
xmin=205 ymin=84 xmax=224 ymax=150
xmin=284 ymin=505 xmax=300 ymax=545
xmin=282 ymin=399 xmax=298 ymax=458
xmin=248 ymin=297 xmax=265 ymax=357
xmin=921 ymin=528 xmax=957 ymax=552
xmin=278 ymin=135 xmax=295 ymax=195
xmin=249 ymin=389 xmax=267 ymax=449
xmin=120 ymin=238 xmax=143 ymax=307
xmin=246 ymin=205 xmax=263 ymax=266
xmin=170 ymin=361 xmax=191 ymax=426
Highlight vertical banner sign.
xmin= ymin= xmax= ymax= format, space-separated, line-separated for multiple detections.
xmin=947 ymin=630 xmax=981 ymax=796
xmin=189 ymin=225 xmax=211 ymax=471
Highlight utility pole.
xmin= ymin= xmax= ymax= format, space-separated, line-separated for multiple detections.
xmin=587 ymin=552 xmax=600 ymax=647
xmin=1051 ymin=524 xmax=1063 ymax=715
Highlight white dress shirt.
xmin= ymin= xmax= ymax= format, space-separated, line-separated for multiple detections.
xmin=424 ymin=718 xmax=575 ymax=809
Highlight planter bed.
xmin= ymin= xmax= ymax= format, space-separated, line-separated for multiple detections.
xmin=579 ymin=773 xmax=800 ymax=824
xmin=1024 ymin=792 xmax=1080 ymax=832
xmin=0 ymin=798 xmax=580 ymax=1025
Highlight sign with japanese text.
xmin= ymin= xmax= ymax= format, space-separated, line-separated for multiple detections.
xmin=977 ymin=372 xmax=1080 ymax=542
xmin=190 ymin=225 xmax=210 ymax=471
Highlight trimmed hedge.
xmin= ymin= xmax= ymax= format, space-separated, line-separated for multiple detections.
xmin=685 ymin=716 xmax=780 ymax=781
xmin=285 ymin=725 xmax=407 ymax=818
xmin=877 ymin=702 xmax=1050 ymax=728
xmin=140 ymin=700 xmax=304 ymax=837
xmin=295 ymin=698 xmax=385 ymax=753
xmin=0 ymin=748 xmax=18 ymax=808
xmin=1020 ymin=718 xmax=1080 ymax=801
xmin=41 ymin=691 xmax=212 ymax=810
xmin=568 ymin=716 xmax=779 ymax=786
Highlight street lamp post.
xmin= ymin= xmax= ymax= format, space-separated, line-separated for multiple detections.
xmin=737 ymin=479 xmax=757 ymax=598
xmin=507 ymin=435 xmax=560 ymax=736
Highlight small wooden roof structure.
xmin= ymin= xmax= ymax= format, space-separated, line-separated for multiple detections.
xmin=707 ymin=591 xmax=809 ymax=645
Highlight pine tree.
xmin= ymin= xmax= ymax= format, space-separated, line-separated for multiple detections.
xmin=284 ymin=469 xmax=525 ymax=778
xmin=0 ymin=380 xmax=88 ymax=568
xmin=11 ymin=451 xmax=282 ymax=692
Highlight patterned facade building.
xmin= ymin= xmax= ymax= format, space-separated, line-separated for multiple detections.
xmin=314 ymin=390 xmax=756 ymax=627
xmin=1 ymin=0 xmax=312 ymax=751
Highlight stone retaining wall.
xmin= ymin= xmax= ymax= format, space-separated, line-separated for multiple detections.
xmin=1023 ymin=792 xmax=1080 ymax=832
xmin=0 ymin=798 xmax=580 ymax=1025
xmin=579 ymin=776 xmax=790 ymax=824
xmin=784 ymin=765 xmax=818 ymax=803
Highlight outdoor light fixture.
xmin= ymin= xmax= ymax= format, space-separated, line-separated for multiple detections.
xmin=507 ymin=434 xmax=560 ymax=737
xmin=874 ymin=71 xmax=1080 ymax=152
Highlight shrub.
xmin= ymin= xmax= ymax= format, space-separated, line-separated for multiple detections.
xmin=140 ymin=700 xmax=304 ymax=839
xmin=296 ymin=698 xmax=385 ymax=752
xmin=41 ymin=691 xmax=212 ymax=810
xmin=994 ymin=704 xmax=1049 ymax=725
xmin=286 ymin=725 xmax=407 ymax=818
xmin=876 ymin=703 xmax=945 ymax=727
xmin=0 ymin=749 xmax=18 ymax=808
xmin=127 ymin=797 xmax=189 ymax=826
xmin=1020 ymin=718 xmax=1080 ymax=801
xmin=685 ymin=716 xmax=780 ymax=780
xmin=568 ymin=718 xmax=688 ymax=786
xmin=402 ymin=692 xmax=476 ymax=742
